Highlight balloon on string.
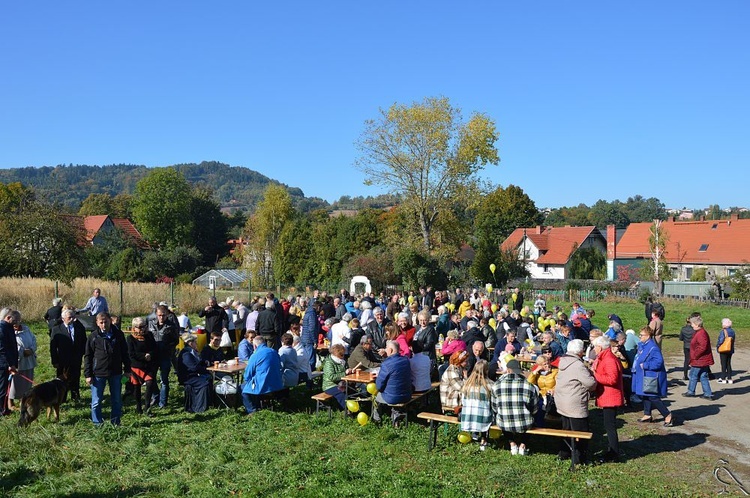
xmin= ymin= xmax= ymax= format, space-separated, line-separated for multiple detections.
xmin=489 ymin=263 xmax=496 ymax=274
xmin=512 ymin=293 xmax=518 ymax=301
xmin=491 ymin=304 xmax=498 ymax=313
xmin=346 ymin=400 xmax=360 ymax=413
xmin=366 ymin=383 xmax=378 ymax=395
xmin=488 ymin=318 xmax=497 ymax=329
xmin=489 ymin=428 xmax=502 ymax=439
xmin=457 ymin=431 xmax=472 ymax=444
xmin=357 ymin=412 xmax=369 ymax=426
xmin=485 ymin=283 xmax=493 ymax=293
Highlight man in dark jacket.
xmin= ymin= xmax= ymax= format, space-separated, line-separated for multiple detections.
xmin=373 ymin=340 xmax=412 ymax=424
xmin=44 ymin=298 xmax=63 ymax=336
xmin=148 ymin=304 xmax=180 ymax=408
xmin=84 ymin=312 xmax=131 ymax=426
xmin=0 ymin=311 xmax=20 ymax=416
xmin=367 ymin=308 xmax=390 ymax=355
xmin=50 ymin=308 xmax=87 ymax=401
xmin=198 ymin=297 xmax=228 ymax=335
xmin=256 ymin=299 xmax=280 ymax=348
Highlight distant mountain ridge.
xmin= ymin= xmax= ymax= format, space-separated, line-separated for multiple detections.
xmin=0 ymin=161 xmax=327 ymax=212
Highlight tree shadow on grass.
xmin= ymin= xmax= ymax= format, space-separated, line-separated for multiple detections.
xmin=63 ymin=486 xmax=152 ymax=497
xmin=0 ymin=467 xmax=40 ymax=492
xmin=619 ymin=431 xmax=709 ymax=460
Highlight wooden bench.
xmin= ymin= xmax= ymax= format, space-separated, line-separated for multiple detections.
xmin=380 ymin=384 xmax=438 ymax=427
xmin=311 ymin=392 xmax=334 ymax=420
xmin=417 ymin=412 xmax=593 ymax=471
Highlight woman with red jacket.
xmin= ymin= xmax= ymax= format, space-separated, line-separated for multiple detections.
xmin=684 ymin=315 xmax=715 ymax=400
xmin=592 ymin=335 xmax=625 ymax=463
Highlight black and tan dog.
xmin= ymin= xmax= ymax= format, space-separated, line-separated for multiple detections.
xmin=18 ymin=378 xmax=67 ymax=427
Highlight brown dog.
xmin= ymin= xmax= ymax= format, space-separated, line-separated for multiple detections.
xmin=18 ymin=378 xmax=67 ymax=427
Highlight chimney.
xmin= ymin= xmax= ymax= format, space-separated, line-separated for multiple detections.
xmin=730 ymin=213 xmax=739 ymax=221
xmin=535 ymin=225 xmax=542 ymax=235
xmin=667 ymin=216 xmax=675 ymax=222
xmin=606 ymin=225 xmax=616 ymax=260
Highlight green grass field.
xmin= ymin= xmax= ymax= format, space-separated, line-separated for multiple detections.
xmin=1 ymin=298 xmax=746 ymax=497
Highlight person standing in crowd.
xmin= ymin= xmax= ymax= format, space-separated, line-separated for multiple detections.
xmin=633 ymin=327 xmax=673 ymax=426
xmin=199 ymin=296 xmax=229 ymax=336
xmin=84 ymin=312 xmax=130 ymax=426
xmin=678 ymin=314 xmax=698 ymax=381
xmin=256 ymin=299 xmax=280 ymax=349
xmin=44 ymin=298 xmax=63 ymax=336
xmin=148 ymin=305 xmax=179 ymax=409
xmin=80 ymin=288 xmax=109 ymax=316
xmin=649 ymin=308 xmax=664 ymax=348
xmin=50 ymin=308 xmax=87 ymax=401
xmin=591 ymin=336 xmax=624 ymax=462
xmin=8 ymin=311 xmax=37 ymax=412
xmin=0 ymin=309 xmax=19 ymax=416
xmin=301 ymin=296 xmax=321 ymax=374
xmin=684 ymin=315 xmax=715 ymax=400
xmin=127 ymin=317 xmax=158 ymax=416
xmin=554 ymin=339 xmax=597 ymax=465
xmin=716 ymin=318 xmax=736 ymax=384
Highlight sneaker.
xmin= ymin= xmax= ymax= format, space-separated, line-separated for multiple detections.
xmin=717 ymin=379 xmax=726 ymax=384
xmin=727 ymin=379 xmax=734 ymax=384
xmin=510 ymin=443 xmax=519 ymax=456
xmin=682 ymin=392 xmax=696 ymax=398
xmin=479 ymin=442 xmax=487 ymax=452
xmin=701 ymin=394 xmax=714 ymax=400
xmin=518 ymin=444 xmax=528 ymax=456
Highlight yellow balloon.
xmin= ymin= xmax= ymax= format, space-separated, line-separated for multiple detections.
xmin=485 ymin=283 xmax=493 ymax=293
xmin=489 ymin=263 xmax=496 ymax=274
xmin=357 ymin=412 xmax=369 ymax=426
xmin=488 ymin=318 xmax=497 ymax=329
xmin=366 ymin=382 xmax=378 ymax=395
xmin=489 ymin=428 xmax=502 ymax=440
xmin=346 ymin=400 xmax=360 ymax=413
xmin=512 ymin=293 xmax=518 ymax=301
xmin=408 ymin=295 xmax=414 ymax=304
xmin=491 ymin=304 xmax=498 ymax=313
xmin=448 ymin=303 xmax=455 ymax=312
xmin=520 ymin=310 xmax=527 ymax=317
xmin=549 ymin=318 xmax=557 ymax=327
xmin=457 ymin=431 xmax=472 ymax=444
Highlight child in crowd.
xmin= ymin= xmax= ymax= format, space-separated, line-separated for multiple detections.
xmin=459 ymin=359 xmax=494 ymax=451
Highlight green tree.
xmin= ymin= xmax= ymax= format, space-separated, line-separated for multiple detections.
xmin=587 ymin=200 xmax=630 ymax=228
xmin=0 ymin=182 xmax=35 ymax=214
xmin=568 ymin=245 xmax=606 ymax=279
xmin=189 ymin=187 xmax=229 ymax=266
xmin=243 ymin=185 xmax=294 ymax=287
xmin=393 ymin=248 xmax=447 ymax=290
xmin=0 ymin=200 xmax=85 ymax=282
xmin=131 ymin=168 xmax=194 ymax=249
xmin=545 ymin=204 xmax=591 ymax=226
xmin=356 ymin=96 xmax=499 ymax=253
xmin=622 ymin=195 xmax=666 ymax=223
xmin=723 ymin=265 xmax=750 ymax=300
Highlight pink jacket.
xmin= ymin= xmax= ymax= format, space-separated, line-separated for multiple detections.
xmin=441 ymin=339 xmax=466 ymax=357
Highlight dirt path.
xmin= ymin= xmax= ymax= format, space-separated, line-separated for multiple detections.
xmin=662 ymin=347 xmax=750 ymax=472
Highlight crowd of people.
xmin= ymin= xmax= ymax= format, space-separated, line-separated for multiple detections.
xmin=0 ymin=285 xmax=740 ymax=464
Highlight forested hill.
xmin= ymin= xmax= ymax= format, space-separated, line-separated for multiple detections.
xmin=0 ymin=161 xmax=330 ymax=212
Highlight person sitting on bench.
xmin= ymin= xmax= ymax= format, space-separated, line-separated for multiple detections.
xmin=373 ymin=340 xmax=411 ymax=424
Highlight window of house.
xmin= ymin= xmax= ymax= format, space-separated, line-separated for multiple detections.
xmin=728 ymin=268 xmax=736 ymax=277
xmin=698 ymin=244 xmax=709 ymax=252
xmin=686 ymin=267 xmax=693 ymax=279
xmin=543 ymin=264 xmax=549 ymax=273
xmin=711 ymin=223 xmax=718 ymax=229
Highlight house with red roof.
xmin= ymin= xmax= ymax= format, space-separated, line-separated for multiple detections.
xmin=607 ymin=213 xmax=750 ymax=281
xmin=81 ymin=215 xmax=148 ymax=248
xmin=501 ymin=226 xmax=606 ymax=279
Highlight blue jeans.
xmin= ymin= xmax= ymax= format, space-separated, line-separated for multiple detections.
xmin=157 ymin=356 xmax=172 ymax=407
xmin=91 ymin=375 xmax=123 ymax=425
xmin=687 ymin=366 xmax=712 ymax=396
xmin=242 ymin=393 xmax=262 ymax=414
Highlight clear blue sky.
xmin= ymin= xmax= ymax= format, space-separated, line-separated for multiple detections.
xmin=2 ymin=2 xmax=748 ymax=210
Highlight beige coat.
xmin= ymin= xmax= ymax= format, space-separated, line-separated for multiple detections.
xmin=554 ymin=354 xmax=596 ymax=419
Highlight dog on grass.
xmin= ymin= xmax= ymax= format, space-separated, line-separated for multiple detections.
xmin=18 ymin=378 xmax=67 ymax=427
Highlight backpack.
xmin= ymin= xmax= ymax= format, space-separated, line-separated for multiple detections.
xmin=651 ymin=302 xmax=665 ymax=320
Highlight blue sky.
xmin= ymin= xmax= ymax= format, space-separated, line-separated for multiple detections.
xmin=1 ymin=2 xmax=748 ymax=210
